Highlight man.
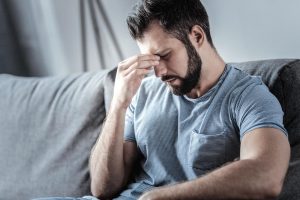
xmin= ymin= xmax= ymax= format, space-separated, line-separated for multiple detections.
xmin=89 ymin=0 xmax=290 ymax=199
xmin=37 ymin=0 xmax=290 ymax=199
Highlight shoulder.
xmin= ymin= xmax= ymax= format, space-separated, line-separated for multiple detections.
xmin=224 ymin=66 xmax=287 ymax=137
xmin=224 ymin=65 xmax=268 ymax=101
xmin=215 ymin=65 xmax=266 ymax=107
xmin=227 ymin=65 xmax=263 ymax=89
xmin=224 ymin=65 xmax=282 ymax=117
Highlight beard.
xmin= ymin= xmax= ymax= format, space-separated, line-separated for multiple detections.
xmin=162 ymin=39 xmax=202 ymax=96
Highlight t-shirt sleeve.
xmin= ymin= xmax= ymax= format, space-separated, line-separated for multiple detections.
xmin=234 ymin=81 xmax=288 ymax=140
xmin=124 ymin=95 xmax=137 ymax=142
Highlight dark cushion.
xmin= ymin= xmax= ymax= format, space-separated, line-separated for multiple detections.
xmin=0 ymin=71 xmax=108 ymax=199
xmin=278 ymin=143 xmax=300 ymax=199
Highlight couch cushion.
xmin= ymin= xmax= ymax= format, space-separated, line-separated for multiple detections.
xmin=278 ymin=143 xmax=300 ymax=200
xmin=0 ymin=71 xmax=109 ymax=199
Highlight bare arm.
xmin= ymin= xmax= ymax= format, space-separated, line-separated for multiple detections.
xmin=89 ymin=106 xmax=138 ymax=198
xmin=139 ymin=128 xmax=290 ymax=200
xmin=89 ymin=54 xmax=160 ymax=199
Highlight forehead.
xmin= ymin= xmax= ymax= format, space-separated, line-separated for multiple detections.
xmin=137 ymin=22 xmax=183 ymax=54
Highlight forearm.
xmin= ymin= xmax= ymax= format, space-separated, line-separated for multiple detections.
xmin=142 ymin=159 xmax=281 ymax=200
xmin=89 ymin=105 xmax=127 ymax=197
xmin=90 ymin=54 xmax=159 ymax=198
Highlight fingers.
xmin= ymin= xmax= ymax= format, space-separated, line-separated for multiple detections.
xmin=127 ymin=68 xmax=150 ymax=80
xmin=118 ymin=54 xmax=160 ymax=71
xmin=124 ymin=60 xmax=158 ymax=75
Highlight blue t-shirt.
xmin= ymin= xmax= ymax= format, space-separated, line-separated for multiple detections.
xmin=115 ymin=65 xmax=287 ymax=200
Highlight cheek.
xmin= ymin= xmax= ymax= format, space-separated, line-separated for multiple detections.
xmin=167 ymin=57 xmax=188 ymax=77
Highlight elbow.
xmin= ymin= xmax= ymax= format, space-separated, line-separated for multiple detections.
xmin=90 ymin=182 xmax=100 ymax=198
xmin=258 ymin=180 xmax=283 ymax=199
xmin=90 ymin=179 xmax=112 ymax=199
xmin=91 ymin=190 xmax=110 ymax=200
xmin=90 ymin=182 xmax=111 ymax=199
xmin=89 ymin=164 xmax=115 ymax=198
xmin=90 ymin=179 xmax=102 ymax=198
xmin=265 ymin=182 xmax=283 ymax=199
xmin=90 ymin=177 xmax=123 ymax=199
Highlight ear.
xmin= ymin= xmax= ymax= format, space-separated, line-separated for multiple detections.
xmin=188 ymin=25 xmax=205 ymax=48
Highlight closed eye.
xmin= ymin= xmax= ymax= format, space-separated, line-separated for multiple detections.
xmin=160 ymin=53 xmax=170 ymax=59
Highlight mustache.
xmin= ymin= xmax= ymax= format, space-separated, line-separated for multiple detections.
xmin=161 ymin=75 xmax=182 ymax=82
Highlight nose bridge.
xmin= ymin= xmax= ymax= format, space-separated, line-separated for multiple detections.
xmin=155 ymin=61 xmax=167 ymax=77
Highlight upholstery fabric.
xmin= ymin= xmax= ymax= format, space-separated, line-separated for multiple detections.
xmin=278 ymin=143 xmax=300 ymax=199
xmin=0 ymin=72 xmax=107 ymax=199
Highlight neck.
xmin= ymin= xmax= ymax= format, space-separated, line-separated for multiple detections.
xmin=186 ymin=49 xmax=226 ymax=99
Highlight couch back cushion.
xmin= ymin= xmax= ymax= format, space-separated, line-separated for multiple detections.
xmin=0 ymin=71 xmax=108 ymax=199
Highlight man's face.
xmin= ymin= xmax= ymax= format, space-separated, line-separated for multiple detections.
xmin=137 ymin=22 xmax=201 ymax=96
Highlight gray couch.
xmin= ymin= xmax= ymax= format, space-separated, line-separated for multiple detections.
xmin=0 ymin=59 xmax=299 ymax=200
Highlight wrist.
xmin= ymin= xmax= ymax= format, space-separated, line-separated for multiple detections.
xmin=139 ymin=189 xmax=166 ymax=200
xmin=110 ymin=98 xmax=129 ymax=113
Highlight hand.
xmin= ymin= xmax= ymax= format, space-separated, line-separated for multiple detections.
xmin=111 ymin=54 xmax=160 ymax=110
xmin=138 ymin=190 xmax=162 ymax=200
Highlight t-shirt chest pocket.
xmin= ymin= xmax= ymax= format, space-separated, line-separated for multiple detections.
xmin=188 ymin=129 xmax=227 ymax=170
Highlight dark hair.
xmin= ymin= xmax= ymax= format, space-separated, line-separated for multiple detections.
xmin=126 ymin=0 xmax=214 ymax=47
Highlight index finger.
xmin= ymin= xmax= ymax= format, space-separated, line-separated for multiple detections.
xmin=120 ymin=54 xmax=160 ymax=69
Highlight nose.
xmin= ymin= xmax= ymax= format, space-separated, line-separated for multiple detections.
xmin=154 ymin=62 xmax=167 ymax=77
